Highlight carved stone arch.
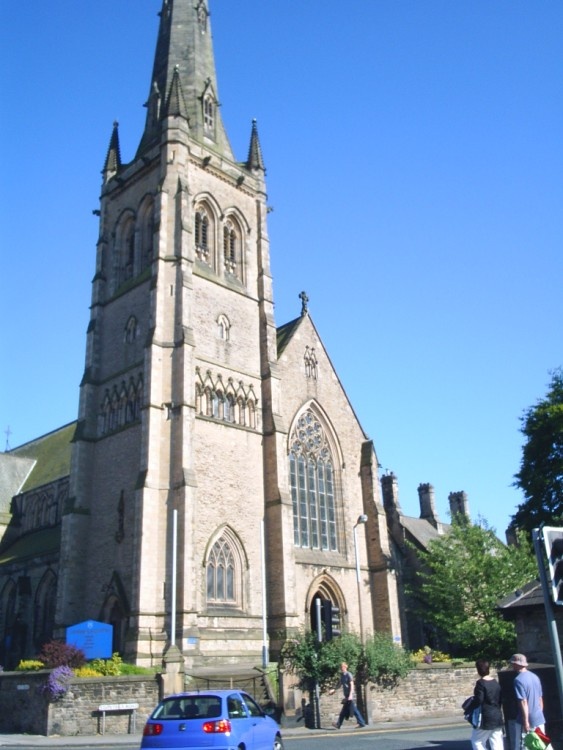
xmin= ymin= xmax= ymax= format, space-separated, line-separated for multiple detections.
xmin=287 ymin=400 xmax=345 ymax=470
xmin=306 ymin=574 xmax=346 ymax=636
xmin=0 ymin=579 xmax=17 ymax=668
xmin=222 ymin=212 xmax=244 ymax=281
xmin=288 ymin=401 xmax=345 ymax=552
xmin=201 ymin=79 xmax=217 ymax=138
xmin=33 ymin=569 xmax=57 ymax=652
xmin=114 ymin=209 xmax=137 ymax=287
xmin=203 ymin=525 xmax=248 ymax=610
xmin=100 ymin=571 xmax=130 ymax=655
xmin=138 ymin=194 xmax=156 ymax=270
xmin=193 ymin=193 xmax=220 ymax=268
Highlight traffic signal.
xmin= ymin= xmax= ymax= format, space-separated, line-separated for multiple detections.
xmin=542 ymin=527 xmax=563 ymax=605
xmin=321 ymin=600 xmax=341 ymax=641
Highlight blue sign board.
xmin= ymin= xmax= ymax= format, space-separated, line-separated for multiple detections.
xmin=66 ymin=620 xmax=113 ymax=659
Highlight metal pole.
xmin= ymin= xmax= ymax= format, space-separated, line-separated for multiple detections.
xmin=171 ymin=509 xmax=177 ymax=646
xmin=532 ymin=528 xmax=563 ymax=718
xmin=354 ymin=515 xmax=368 ymax=643
xmin=260 ymin=519 xmax=269 ymax=668
xmin=314 ymin=598 xmax=322 ymax=729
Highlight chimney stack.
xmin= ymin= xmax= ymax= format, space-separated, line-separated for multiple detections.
xmin=418 ymin=483 xmax=440 ymax=528
xmin=381 ymin=472 xmax=401 ymax=512
xmin=448 ymin=491 xmax=470 ymax=520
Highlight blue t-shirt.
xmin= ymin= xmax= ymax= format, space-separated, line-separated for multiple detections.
xmin=514 ymin=670 xmax=545 ymax=727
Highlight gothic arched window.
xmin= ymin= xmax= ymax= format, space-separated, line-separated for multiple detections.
xmin=206 ymin=536 xmax=237 ymax=606
xmin=222 ymin=217 xmax=242 ymax=280
xmin=195 ymin=206 xmax=211 ymax=264
xmin=289 ymin=409 xmax=339 ymax=551
xmin=139 ymin=199 xmax=155 ymax=270
xmin=203 ymin=95 xmax=215 ymax=135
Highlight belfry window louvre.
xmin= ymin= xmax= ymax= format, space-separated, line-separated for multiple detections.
xmin=195 ymin=208 xmax=210 ymax=262
xmin=289 ymin=410 xmax=338 ymax=551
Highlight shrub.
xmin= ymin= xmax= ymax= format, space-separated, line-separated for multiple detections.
xmin=89 ymin=652 xmax=123 ymax=676
xmin=16 ymin=659 xmax=45 ymax=671
xmin=74 ymin=666 xmax=103 ymax=677
xmin=42 ymin=666 xmax=73 ymax=701
xmin=411 ymin=646 xmax=452 ymax=664
xmin=362 ymin=633 xmax=412 ymax=687
xmin=39 ymin=641 xmax=86 ymax=669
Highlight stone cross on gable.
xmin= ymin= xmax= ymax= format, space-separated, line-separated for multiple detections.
xmin=299 ymin=290 xmax=309 ymax=316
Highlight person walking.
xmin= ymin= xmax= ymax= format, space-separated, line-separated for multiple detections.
xmin=466 ymin=658 xmax=504 ymax=750
xmin=510 ymin=653 xmax=545 ymax=750
xmin=331 ymin=662 xmax=366 ymax=728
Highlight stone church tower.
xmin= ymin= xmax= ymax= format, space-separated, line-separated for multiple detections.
xmin=55 ymin=0 xmax=401 ymax=667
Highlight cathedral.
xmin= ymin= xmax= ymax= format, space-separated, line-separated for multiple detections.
xmin=0 ymin=0 xmax=466 ymax=670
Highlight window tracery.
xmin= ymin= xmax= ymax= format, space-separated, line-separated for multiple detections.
xmin=100 ymin=375 xmax=143 ymax=436
xmin=195 ymin=368 xmax=257 ymax=429
xmin=205 ymin=529 xmax=245 ymax=610
xmin=304 ymin=346 xmax=318 ymax=379
xmin=289 ymin=409 xmax=339 ymax=551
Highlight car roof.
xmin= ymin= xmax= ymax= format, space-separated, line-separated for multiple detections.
xmin=163 ymin=689 xmax=250 ymax=698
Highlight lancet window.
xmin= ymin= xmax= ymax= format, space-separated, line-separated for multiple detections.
xmin=195 ymin=206 xmax=211 ymax=263
xmin=206 ymin=531 xmax=244 ymax=609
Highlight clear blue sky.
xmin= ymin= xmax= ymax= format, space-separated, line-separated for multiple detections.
xmin=1 ymin=1 xmax=561 ymax=538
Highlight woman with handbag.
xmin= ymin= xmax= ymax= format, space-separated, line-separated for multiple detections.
xmin=467 ymin=658 xmax=504 ymax=750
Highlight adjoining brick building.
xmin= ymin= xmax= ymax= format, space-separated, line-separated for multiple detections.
xmin=0 ymin=0 xmax=460 ymax=670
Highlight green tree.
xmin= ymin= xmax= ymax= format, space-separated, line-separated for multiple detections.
xmin=512 ymin=369 xmax=563 ymax=532
xmin=415 ymin=515 xmax=536 ymax=660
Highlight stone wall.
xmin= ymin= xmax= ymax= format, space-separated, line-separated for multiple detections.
xmin=286 ymin=663 xmax=481 ymax=727
xmin=0 ymin=671 xmax=160 ymax=736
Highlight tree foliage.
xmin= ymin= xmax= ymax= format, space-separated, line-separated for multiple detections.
xmin=415 ymin=515 xmax=536 ymax=660
xmin=512 ymin=369 xmax=563 ymax=532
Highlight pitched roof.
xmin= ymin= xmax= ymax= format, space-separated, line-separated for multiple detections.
xmin=401 ymin=515 xmax=448 ymax=549
xmin=9 ymin=423 xmax=75 ymax=493
xmin=497 ymin=579 xmax=543 ymax=613
xmin=0 ymin=453 xmax=35 ymax=513
xmin=277 ymin=316 xmax=302 ymax=356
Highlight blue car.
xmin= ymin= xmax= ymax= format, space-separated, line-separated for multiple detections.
xmin=141 ymin=689 xmax=284 ymax=750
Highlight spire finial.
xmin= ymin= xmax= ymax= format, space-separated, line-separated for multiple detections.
xmin=299 ymin=291 xmax=309 ymax=316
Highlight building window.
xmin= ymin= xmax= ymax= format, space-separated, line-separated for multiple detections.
xmin=217 ymin=314 xmax=230 ymax=341
xmin=203 ymin=95 xmax=214 ymax=134
xmin=223 ymin=222 xmax=237 ymax=274
xmin=195 ymin=208 xmax=209 ymax=262
xmin=206 ymin=537 xmax=236 ymax=605
xmin=124 ymin=316 xmax=138 ymax=343
xmin=289 ymin=409 xmax=338 ymax=551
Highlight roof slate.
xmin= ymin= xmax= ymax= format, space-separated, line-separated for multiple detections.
xmin=9 ymin=423 xmax=75 ymax=492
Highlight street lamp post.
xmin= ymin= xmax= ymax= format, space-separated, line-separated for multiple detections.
xmin=353 ymin=514 xmax=368 ymax=643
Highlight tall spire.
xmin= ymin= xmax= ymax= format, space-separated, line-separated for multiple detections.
xmin=137 ymin=0 xmax=234 ymax=160
xmin=103 ymin=121 xmax=122 ymax=182
xmin=246 ymin=119 xmax=266 ymax=173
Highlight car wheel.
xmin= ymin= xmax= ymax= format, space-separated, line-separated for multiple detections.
xmin=273 ymin=736 xmax=284 ymax=750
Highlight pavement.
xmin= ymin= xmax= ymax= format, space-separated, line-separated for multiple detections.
xmin=0 ymin=715 xmax=467 ymax=746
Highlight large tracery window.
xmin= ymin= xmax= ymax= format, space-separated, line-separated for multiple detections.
xmin=289 ymin=409 xmax=338 ymax=551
